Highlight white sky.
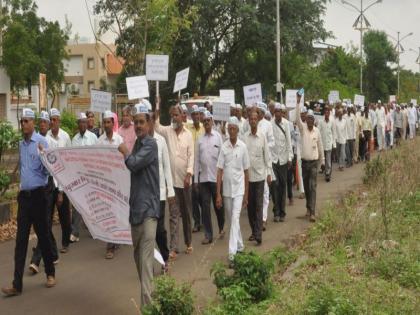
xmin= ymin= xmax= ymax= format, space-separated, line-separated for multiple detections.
xmin=34 ymin=0 xmax=420 ymax=72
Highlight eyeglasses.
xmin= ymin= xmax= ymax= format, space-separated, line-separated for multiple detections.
xmin=20 ymin=119 xmax=31 ymax=124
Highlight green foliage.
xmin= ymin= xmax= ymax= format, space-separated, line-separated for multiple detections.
xmin=59 ymin=111 xmax=78 ymax=138
xmin=211 ymin=251 xmax=274 ymax=303
xmin=0 ymin=170 xmax=11 ymax=196
xmin=217 ymin=284 xmax=252 ymax=314
xmin=0 ymin=121 xmax=20 ymax=162
xmin=142 ymin=276 xmax=194 ymax=315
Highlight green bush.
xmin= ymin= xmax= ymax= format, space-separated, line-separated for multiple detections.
xmin=0 ymin=170 xmax=11 ymax=196
xmin=59 ymin=111 xmax=78 ymax=137
xmin=211 ymin=251 xmax=274 ymax=302
xmin=0 ymin=120 xmax=20 ymax=162
xmin=142 ymin=276 xmax=194 ymax=315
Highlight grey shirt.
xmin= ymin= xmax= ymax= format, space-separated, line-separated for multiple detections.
xmin=393 ymin=111 xmax=403 ymax=129
xmin=125 ymin=135 xmax=160 ymax=225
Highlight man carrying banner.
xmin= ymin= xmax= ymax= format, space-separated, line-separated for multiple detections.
xmin=118 ymin=104 xmax=160 ymax=307
xmin=70 ymin=113 xmax=98 ymax=243
xmin=98 ymin=110 xmax=124 ymax=259
xmin=2 ymin=109 xmax=56 ymax=296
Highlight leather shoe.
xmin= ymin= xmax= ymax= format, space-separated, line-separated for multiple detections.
xmin=46 ymin=276 xmax=56 ymax=288
xmin=201 ymin=238 xmax=212 ymax=245
xmin=248 ymin=235 xmax=255 ymax=241
xmin=2 ymin=286 xmax=21 ymax=297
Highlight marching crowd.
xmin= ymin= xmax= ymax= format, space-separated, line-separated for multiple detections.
xmin=2 ymin=93 xmax=419 ymax=308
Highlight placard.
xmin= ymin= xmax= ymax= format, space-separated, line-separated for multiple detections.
xmin=212 ymin=102 xmax=231 ymax=122
xmin=243 ymin=83 xmax=262 ymax=106
xmin=410 ymin=99 xmax=417 ymax=106
xmin=328 ymin=90 xmax=340 ymax=104
xmin=90 ymin=89 xmax=112 ymax=113
xmin=285 ymin=89 xmax=304 ymax=108
xmin=146 ymin=54 xmax=169 ymax=81
xmin=219 ymin=89 xmax=235 ymax=105
xmin=354 ymin=94 xmax=365 ymax=106
xmin=173 ymin=67 xmax=190 ymax=93
xmin=389 ymin=95 xmax=396 ymax=103
xmin=126 ymin=75 xmax=149 ymax=100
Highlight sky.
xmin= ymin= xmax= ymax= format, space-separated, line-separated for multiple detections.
xmin=34 ymin=0 xmax=420 ymax=72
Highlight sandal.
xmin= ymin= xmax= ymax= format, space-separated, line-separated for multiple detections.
xmin=185 ymin=246 xmax=193 ymax=254
xmin=169 ymin=251 xmax=177 ymax=261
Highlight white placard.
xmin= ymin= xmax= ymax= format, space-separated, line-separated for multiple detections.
xmin=328 ymin=90 xmax=340 ymax=104
xmin=285 ymin=89 xmax=304 ymax=108
xmin=219 ymin=89 xmax=235 ymax=105
xmin=173 ymin=67 xmax=190 ymax=93
xmin=212 ymin=102 xmax=231 ymax=122
xmin=389 ymin=95 xmax=396 ymax=103
xmin=146 ymin=54 xmax=169 ymax=81
xmin=126 ymin=75 xmax=149 ymax=100
xmin=354 ymin=94 xmax=365 ymax=106
xmin=243 ymin=83 xmax=262 ymax=106
xmin=410 ymin=99 xmax=417 ymax=106
xmin=90 ymin=89 xmax=112 ymax=113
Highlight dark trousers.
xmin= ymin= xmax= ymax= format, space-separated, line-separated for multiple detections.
xmin=287 ymin=155 xmax=296 ymax=200
xmin=247 ymin=181 xmax=264 ymax=242
xmin=200 ymin=182 xmax=225 ymax=241
xmin=51 ymin=188 xmax=71 ymax=248
xmin=360 ymin=131 xmax=370 ymax=161
xmin=302 ymin=160 xmax=318 ymax=215
xmin=191 ymin=176 xmax=202 ymax=228
xmin=170 ymin=187 xmax=192 ymax=251
xmin=156 ymin=200 xmax=169 ymax=262
xmin=346 ymin=139 xmax=355 ymax=166
xmin=14 ymin=187 xmax=55 ymax=292
xmin=272 ymin=162 xmax=288 ymax=218
xmin=31 ymin=179 xmax=58 ymax=266
xmin=269 ymin=180 xmax=277 ymax=212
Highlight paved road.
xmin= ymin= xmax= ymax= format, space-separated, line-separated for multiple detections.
xmin=0 ymin=162 xmax=364 ymax=315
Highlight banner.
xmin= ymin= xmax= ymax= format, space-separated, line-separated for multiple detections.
xmin=91 ymin=89 xmax=112 ymax=113
xmin=243 ymin=83 xmax=262 ymax=106
xmin=126 ymin=75 xmax=150 ymax=100
xmin=212 ymin=102 xmax=231 ymax=122
xmin=173 ymin=67 xmax=190 ymax=93
xmin=328 ymin=90 xmax=340 ymax=104
xmin=285 ymin=89 xmax=304 ymax=108
xmin=146 ymin=55 xmax=169 ymax=81
xmin=354 ymin=94 xmax=365 ymax=106
xmin=219 ymin=89 xmax=235 ymax=105
xmin=410 ymin=99 xmax=417 ymax=106
xmin=389 ymin=95 xmax=396 ymax=103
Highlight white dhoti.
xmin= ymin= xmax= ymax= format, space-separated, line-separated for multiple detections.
xmin=262 ymin=180 xmax=269 ymax=222
xmin=377 ymin=125 xmax=385 ymax=151
xmin=224 ymin=196 xmax=244 ymax=260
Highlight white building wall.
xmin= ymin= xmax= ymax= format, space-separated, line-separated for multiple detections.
xmin=0 ymin=67 xmax=17 ymax=128
xmin=64 ymin=55 xmax=84 ymax=76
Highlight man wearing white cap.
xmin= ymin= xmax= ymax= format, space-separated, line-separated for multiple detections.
xmin=408 ymin=103 xmax=418 ymax=139
xmin=69 ymin=113 xmax=98 ymax=243
xmin=318 ymin=105 xmax=336 ymax=182
xmin=186 ymin=105 xmax=204 ymax=232
xmin=2 ymin=109 xmax=56 ymax=296
xmin=216 ymin=116 xmax=250 ymax=266
xmin=98 ymin=110 xmax=124 ymax=259
xmin=271 ymin=103 xmax=293 ymax=222
xmin=345 ymin=106 xmax=356 ymax=167
xmin=194 ymin=111 xmax=225 ymax=244
xmin=118 ymin=103 xmax=160 ymax=306
xmin=335 ymin=108 xmax=347 ymax=171
xmin=295 ymin=94 xmax=324 ymax=222
xmin=375 ymin=101 xmax=386 ymax=151
xmin=47 ymin=108 xmax=72 ymax=254
xmin=155 ymin=103 xmax=194 ymax=258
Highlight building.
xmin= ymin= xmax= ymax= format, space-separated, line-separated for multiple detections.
xmin=63 ymin=42 xmax=124 ymax=97
xmin=0 ymin=67 xmax=15 ymax=126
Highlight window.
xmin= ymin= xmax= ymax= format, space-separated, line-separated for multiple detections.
xmin=87 ymin=58 xmax=95 ymax=69
xmin=88 ymin=81 xmax=95 ymax=92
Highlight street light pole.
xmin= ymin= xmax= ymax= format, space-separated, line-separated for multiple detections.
xmin=391 ymin=31 xmax=414 ymax=97
xmin=342 ymin=0 xmax=382 ymax=94
xmin=276 ymin=0 xmax=283 ymax=103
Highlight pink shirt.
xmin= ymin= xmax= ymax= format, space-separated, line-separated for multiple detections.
xmin=118 ymin=123 xmax=137 ymax=153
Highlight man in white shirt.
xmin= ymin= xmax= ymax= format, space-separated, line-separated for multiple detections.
xmin=271 ymin=104 xmax=293 ymax=222
xmin=376 ymin=101 xmax=386 ymax=151
xmin=295 ymin=94 xmax=325 ymax=222
xmin=335 ymin=109 xmax=347 ymax=171
xmin=194 ymin=111 xmax=224 ymax=245
xmin=98 ymin=110 xmax=124 ymax=259
xmin=47 ymin=108 xmax=72 ymax=254
xmin=345 ymin=106 xmax=356 ymax=167
xmin=216 ymin=117 xmax=250 ymax=265
xmin=70 ymin=113 xmax=98 ymax=243
xmin=318 ymin=106 xmax=336 ymax=182
xmin=244 ymin=111 xmax=271 ymax=245
xmin=408 ymin=103 xmax=418 ymax=139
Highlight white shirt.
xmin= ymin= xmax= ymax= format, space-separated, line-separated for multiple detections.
xmin=257 ymin=118 xmax=275 ymax=159
xmin=369 ymin=109 xmax=377 ymax=128
xmin=72 ymin=130 xmax=98 ymax=146
xmin=271 ymin=118 xmax=293 ymax=165
xmin=318 ymin=117 xmax=336 ymax=151
xmin=408 ymin=107 xmax=418 ymax=124
xmin=376 ymin=107 xmax=386 ymax=128
xmin=217 ymin=139 xmax=250 ymax=198
xmin=194 ymin=129 xmax=223 ymax=184
xmin=97 ymin=132 xmax=124 ymax=146
xmin=345 ymin=113 xmax=356 ymax=140
xmin=47 ymin=128 xmax=71 ymax=148
xmin=244 ymin=131 xmax=272 ymax=182
xmin=335 ymin=117 xmax=347 ymax=144
xmin=154 ymin=133 xmax=175 ymax=201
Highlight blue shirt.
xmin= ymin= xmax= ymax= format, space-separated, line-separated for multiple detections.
xmin=20 ymin=132 xmax=49 ymax=190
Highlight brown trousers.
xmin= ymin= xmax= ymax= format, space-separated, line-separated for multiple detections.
xmin=169 ymin=187 xmax=192 ymax=252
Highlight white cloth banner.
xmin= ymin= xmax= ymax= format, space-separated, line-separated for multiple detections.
xmin=90 ymin=90 xmax=112 ymax=113
xmin=243 ymin=83 xmax=262 ymax=106
xmin=146 ymin=54 xmax=169 ymax=81
xmin=212 ymin=102 xmax=231 ymax=122
xmin=173 ymin=67 xmax=190 ymax=93
xmin=126 ymin=75 xmax=150 ymax=100
xmin=285 ymin=89 xmax=304 ymax=108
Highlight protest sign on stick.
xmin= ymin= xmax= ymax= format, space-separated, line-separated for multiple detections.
xmin=91 ymin=89 xmax=112 ymax=113
xmin=126 ymin=75 xmax=149 ymax=100
xmin=173 ymin=67 xmax=189 ymax=94
xmin=212 ymin=102 xmax=231 ymax=121
xmin=219 ymin=89 xmax=235 ymax=105
xmin=243 ymin=83 xmax=262 ymax=106
xmin=285 ymin=89 xmax=304 ymax=108
xmin=354 ymin=94 xmax=365 ymax=106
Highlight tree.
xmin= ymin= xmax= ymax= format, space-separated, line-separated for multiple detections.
xmin=363 ymin=30 xmax=397 ymax=102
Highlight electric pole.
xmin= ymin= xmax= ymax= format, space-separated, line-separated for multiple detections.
xmin=389 ymin=31 xmax=413 ymax=97
xmin=276 ymin=0 xmax=283 ymax=103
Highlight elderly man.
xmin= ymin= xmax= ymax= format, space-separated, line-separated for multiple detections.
xmin=86 ymin=110 xmax=100 ymax=138
xmin=244 ymin=111 xmax=271 ymax=245
xmin=318 ymin=106 xmax=336 ymax=182
xmin=194 ymin=111 xmax=224 ymax=244
xmin=408 ymin=103 xmax=418 ymax=139
xmin=271 ymin=103 xmax=293 ymax=222
xmin=47 ymin=108 xmax=72 ymax=254
xmin=98 ymin=110 xmax=124 ymax=259
xmin=295 ymin=93 xmax=325 ymax=222
xmin=376 ymin=101 xmax=386 ymax=151
xmin=393 ymin=105 xmax=403 ymax=146
xmin=70 ymin=113 xmax=98 ymax=243
xmin=148 ymin=111 xmax=175 ymax=270
xmin=155 ymin=103 xmax=194 ymax=259
xmin=216 ymin=117 xmax=250 ymax=266
xmin=118 ymin=104 xmax=159 ymax=307
xmin=2 ymin=109 xmax=56 ymax=296
xmin=345 ymin=106 xmax=356 ymax=167
xmin=119 ymin=105 xmax=137 ymax=153
xmin=186 ymin=105 xmax=204 ymax=233
xmin=335 ymin=109 xmax=347 ymax=171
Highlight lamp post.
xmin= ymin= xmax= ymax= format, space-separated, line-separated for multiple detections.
xmin=275 ymin=0 xmax=283 ymax=103
xmin=389 ymin=31 xmax=413 ymax=97
xmin=410 ymin=47 xmax=420 ymax=92
xmin=342 ymin=0 xmax=382 ymax=94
